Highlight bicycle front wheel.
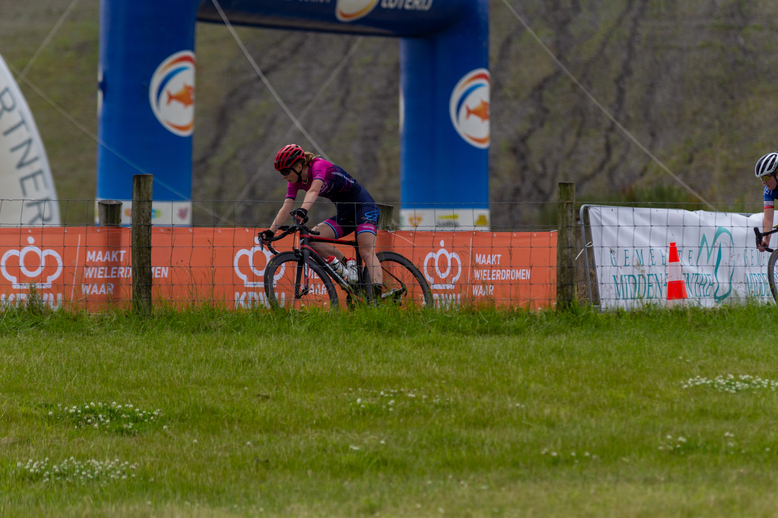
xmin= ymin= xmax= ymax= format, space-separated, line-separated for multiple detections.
xmin=768 ymin=249 xmax=778 ymax=303
xmin=264 ymin=251 xmax=339 ymax=311
xmin=376 ymin=251 xmax=433 ymax=308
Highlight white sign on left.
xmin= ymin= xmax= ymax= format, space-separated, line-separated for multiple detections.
xmin=0 ymin=54 xmax=60 ymax=225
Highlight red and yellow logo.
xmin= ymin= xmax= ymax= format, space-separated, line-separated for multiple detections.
xmin=336 ymin=0 xmax=379 ymax=22
xmin=449 ymin=68 xmax=490 ymax=149
xmin=149 ymin=51 xmax=196 ymax=137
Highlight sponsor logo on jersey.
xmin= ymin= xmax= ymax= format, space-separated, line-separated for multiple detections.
xmin=336 ymin=0 xmax=379 ymax=22
xmin=449 ymin=68 xmax=490 ymax=149
xmin=149 ymin=51 xmax=195 ymax=137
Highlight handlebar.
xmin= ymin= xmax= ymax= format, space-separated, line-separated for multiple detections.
xmin=754 ymin=226 xmax=775 ymax=253
xmin=258 ymin=211 xmax=320 ymax=255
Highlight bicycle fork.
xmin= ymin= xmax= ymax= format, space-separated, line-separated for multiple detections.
xmin=296 ymin=248 xmax=342 ymax=299
xmin=295 ymin=248 xmax=312 ymax=298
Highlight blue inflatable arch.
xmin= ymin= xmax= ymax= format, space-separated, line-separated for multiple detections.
xmin=97 ymin=0 xmax=489 ymax=229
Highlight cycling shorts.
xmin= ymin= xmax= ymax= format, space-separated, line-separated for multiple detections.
xmin=322 ymin=199 xmax=380 ymax=239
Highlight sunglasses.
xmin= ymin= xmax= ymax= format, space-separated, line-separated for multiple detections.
xmin=762 ymin=174 xmax=776 ymax=184
xmin=280 ymin=168 xmax=294 ymax=177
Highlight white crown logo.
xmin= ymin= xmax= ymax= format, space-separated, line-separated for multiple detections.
xmin=424 ymin=240 xmax=462 ymax=290
xmin=0 ymin=237 xmax=63 ymax=289
xmin=233 ymin=237 xmax=285 ymax=288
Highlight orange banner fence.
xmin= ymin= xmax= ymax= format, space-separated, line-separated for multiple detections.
xmin=0 ymin=228 xmax=556 ymax=310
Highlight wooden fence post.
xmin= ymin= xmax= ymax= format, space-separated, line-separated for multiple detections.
xmin=557 ymin=182 xmax=576 ymax=311
xmin=98 ymin=200 xmax=122 ymax=227
xmin=132 ymin=175 xmax=153 ymax=313
xmin=99 ymin=200 xmax=123 ymax=304
xmin=376 ymin=203 xmax=395 ymax=230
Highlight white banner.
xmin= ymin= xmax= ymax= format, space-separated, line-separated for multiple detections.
xmin=94 ymin=200 xmax=192 ymax=226
xmin=0 ymin=54 xmax=60 ymax=225
xmin=399 ymin=208 xmax=490 ymax=231
xmin=587 ymin=205 xmax=774 ymax=309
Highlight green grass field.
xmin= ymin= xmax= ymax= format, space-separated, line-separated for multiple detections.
xmin=2 ymin=304 xmax=778 ymax=517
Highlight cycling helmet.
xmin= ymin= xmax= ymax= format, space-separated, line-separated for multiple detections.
xmin=274 ymin=144 xmax=305 ymax=171
xmin=755 ymin=152 xmax=778 ymax=178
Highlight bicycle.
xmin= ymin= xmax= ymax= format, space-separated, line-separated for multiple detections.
xmin=754 ymin=225 xmax=778 ymax=301
xmin=259 ymin=212 xmax=433 ymax=310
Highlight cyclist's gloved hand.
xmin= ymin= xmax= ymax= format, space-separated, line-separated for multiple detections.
xmin=260 ymin=229 xmax=275 ymax=241
xmin=292 ymin=208 xmax=309 ymax=224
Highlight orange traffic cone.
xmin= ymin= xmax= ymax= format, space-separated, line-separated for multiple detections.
xmin=667 ymin=242 xmax=688 ymax=305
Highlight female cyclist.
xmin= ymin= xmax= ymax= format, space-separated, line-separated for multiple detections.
xmin=261 ymin=144 xmax=384 ymax=299
xmin=756 ymin=152 xmax=778 ymax=251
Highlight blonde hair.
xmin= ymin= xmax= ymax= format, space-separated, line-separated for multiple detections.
xmin=303 ymin=151 xmax=319 ymax=167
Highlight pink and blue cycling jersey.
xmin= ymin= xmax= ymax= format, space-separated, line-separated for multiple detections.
xmin=765 ymin=186 xmax=777 ymax=209
xmin=285 ymin=158 xmax=379 ymax=238
xmin=286 ymin=158 xmax=365 ymax=203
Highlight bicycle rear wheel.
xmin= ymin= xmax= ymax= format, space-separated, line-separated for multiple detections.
xmin=264 ymin=251 xmax=339 ymax=311
xmin=768 ymin=249 xmax=778 ymax=303
xmin=376 ymin=251 xmax=433 ymax=308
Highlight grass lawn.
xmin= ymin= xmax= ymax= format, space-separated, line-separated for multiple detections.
xmin=1 ymin=304 xmax=778 ymax=517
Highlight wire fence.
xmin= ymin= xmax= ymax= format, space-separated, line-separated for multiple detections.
xmin=0 ymin=199 xmax=559 ymax=311
xmin=0 ymin=198 xmax=773 ymax=312
xmin=4 ymin=199 xmax=560 ymax=231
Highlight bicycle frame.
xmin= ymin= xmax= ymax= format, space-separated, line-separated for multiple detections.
xmin=260 ymin=221 xmax=372 ymax=304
